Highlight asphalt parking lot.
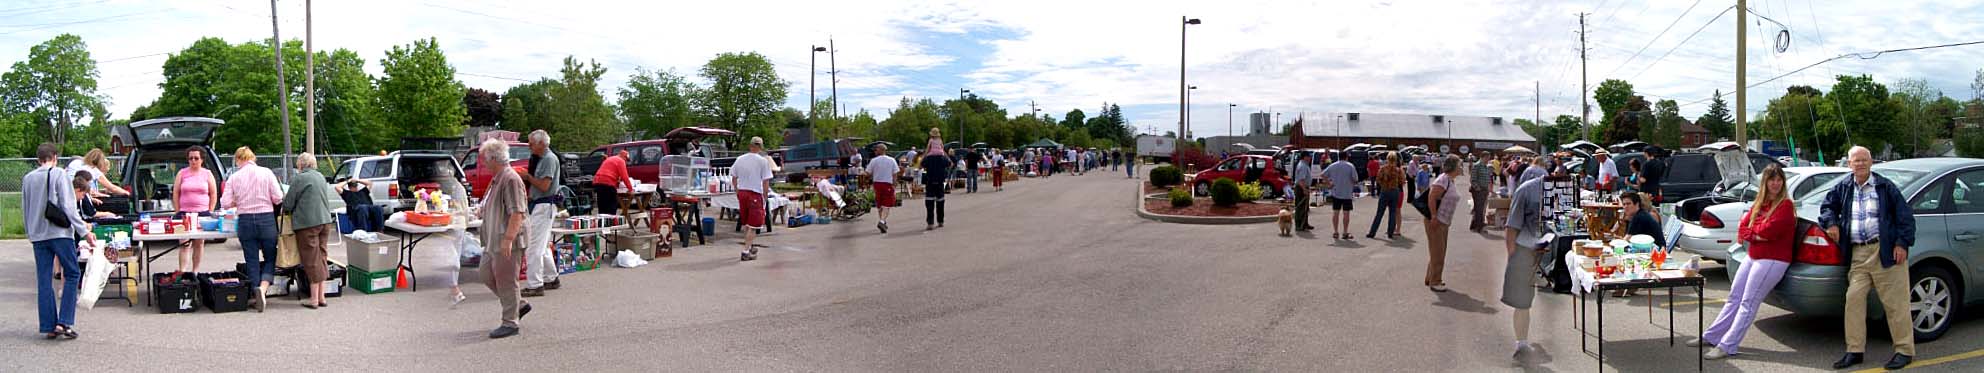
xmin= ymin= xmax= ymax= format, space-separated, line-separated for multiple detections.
xmin=2 ymin=168 xmax=1982 ymax=371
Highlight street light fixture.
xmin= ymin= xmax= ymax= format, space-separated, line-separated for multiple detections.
xmin=810 ymin=46 xmax=827 ymax=129
xmin=1228 ymin=103 xmax=1237 ymax=137
xmin=959 ymin=88 xmax=971 ymax=145
xmin=1180 ymin=16 xmax=1201 ymax=151
xmin=1186 ymin=85 xmax=1198 ymax=139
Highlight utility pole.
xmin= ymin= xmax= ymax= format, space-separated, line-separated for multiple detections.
xmin=1535 ymin=81 xmax=1541 ymax=131
xmin=1180 ymin=16 xmax=1201 ymax=148
xmin=1578 ymin=12 xmax=1592 ymax=142
xmin=810 ymin=45 xmax=824 ymax=128
xmin=1735 ymin=0 xmax=1748 ymax=146
xmin=830 ymin=38 xmax=839 ymax=120
xmin=270 ymin=0 xmax=292 ymax=180
xmin=1227 ymin=103 xmax=1236 ymax=137
xmin=1030 ymin=100 xmax=1039 ymax=118
xmin=304 ymin=0 xmax=314 ymax=153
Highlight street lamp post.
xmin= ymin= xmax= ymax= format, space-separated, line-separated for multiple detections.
xmin=810 ymin=46 xmax=827 ymax=129
xmin=1186 ymin=85 xmax=1197 ymax=139
xmin=959 ymin=88 xmax=971 ymax=145
xmin=1180 ymin=16 xmax=1201 ymax=150
xmin=1228 ymin=103 xmax=1237 ymax=137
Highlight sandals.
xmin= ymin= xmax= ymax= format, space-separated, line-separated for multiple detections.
xmin=49 ymin=325 xmax=78 ymax=339
xmin=302 ymin=302 xmax=319 ymax=309
xmin=1429 ymin=283 xmax=1449 ymax=293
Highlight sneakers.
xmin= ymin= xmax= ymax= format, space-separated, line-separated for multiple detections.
xmin=877 ymin=221 xmax=888 ymax=233
xmin=740 ymin=247 xmax=758 ymax=261
xmin=545 ymin=279 xmax=562 ymax=290
xmin=451 ymin=292 xmax=467 ymax=309
xmin=1684 ymin=338 xmax=1705 ymax=347
xmin=521 ymin=287 xmax=546 ymax=297
xmin=489 ymin=325 xmax=519 ymax=339
xmin=1704 ymin=348 xmax=1731 ymax=360
xmin=519 ymin=302 xmax=533 ymax=319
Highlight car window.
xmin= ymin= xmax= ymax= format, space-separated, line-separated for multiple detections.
xmin=335 ymin=160 xmax=360 ymax=180
xmin=509 ymin=147 xmax=533 ymax=163
xmin=460 ymin=150 xmax=479 ymax=170
xmin=359 ymin=159 xmax=391 ymax=179
xmin=639 ymin=145 xmax=664 ymax=165
xmin=1795 ymin=173 xmax=1843 ymax=199
xmin=1954 ymin=170 xmax=1984 ymax=214
xmin=1218 ymin=158 xmax=1239 ymax=171
xmin=1668 ymin=155 xmax=1720 ymax=183
xmin=1914 ymin=177 xmax=1951 ymax=213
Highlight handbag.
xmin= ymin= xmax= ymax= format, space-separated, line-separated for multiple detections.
xmin=1409 ymin=188 xmax=1433 ymax=219
xmin=276 ymin=215 xmax=300 ymax=268
xmin=42 ymin=169 xmax=72 ymax=229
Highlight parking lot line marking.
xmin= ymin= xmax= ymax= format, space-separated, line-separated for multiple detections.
xmin=1851 ymin=347 xmax=1984 ymax=373
xmin=1662 ymin=298 xmax=1726 ymax=307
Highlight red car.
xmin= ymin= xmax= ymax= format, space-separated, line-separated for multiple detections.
xmin=1190 ymin=155 xmax=1288 ymax=198
xmin=461 ymin=141 xmax=531 ymax=199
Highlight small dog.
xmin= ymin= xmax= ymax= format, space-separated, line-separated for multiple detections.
xmin=1277 ymin=208 xmax=1295 ymax=236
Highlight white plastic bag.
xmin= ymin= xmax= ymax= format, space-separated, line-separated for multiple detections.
xmin=456 ymin=229 xmax=484 ymax=259
xmin=78 ymin=244 xmax=112 ymax=310
xmin=613 ymin=250 xmax=648 ymax=268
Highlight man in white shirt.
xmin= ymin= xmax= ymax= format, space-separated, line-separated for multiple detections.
xmin=731 ymin=137 xmax=776 ymax=261
xmin=865 ymin=143 xmax=902 ymax=233
xmin=1594 ymin=151 xmax=1619 ymax=192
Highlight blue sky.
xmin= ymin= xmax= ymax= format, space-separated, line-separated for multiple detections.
xmin=4 ymin=0 xmax=1982 ymax=139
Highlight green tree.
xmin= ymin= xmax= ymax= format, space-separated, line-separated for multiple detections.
xmin=1551 ymin=115 xmax=1583 ymax=151
xmin=1820 ymin=75 xmax=1900 ymax=158
xmin=1651 ymin=99 xmax=1685 ymax=148
xmin=692 ymin=52 xmax=788 ymax=133
xmin=1889 ymin=78 xmax=1945 ymax=157
xmin=1 ymin=34 xmax=105 ymax=152
xmin=1762 ymin=85 xmax=1839 ymax=160
xmin=1592 ymin=79 xmax=1634 ymax=141
xmin=849 ymin=109 xmax=878 ymax=140
xmin=1060 ymin=109 xmax=1087 ymax=133
xmin=1927 ymin=96 xmax=1963 ymax=139
xmin=1697 ymin=90 xmax=1733 ymax=140
xmin=500 ymin=79 xmax=556 ymax=132
xmin=1607 ymin=95 xmax=1650 ymax=145
xmin=149 ymin=37 xmax=308 ymax=155
xmin=617 ymin=67 xmax=698 ymax=139
xmin=376 ymin=37 xmax=467 ymax=138
xmin=879 ymin=97 xmax=942 ymax=149
xmin=542 ymin=57 xmax=619 ymax=150
xmin=313 ymin=48 xmax=387 ymax=154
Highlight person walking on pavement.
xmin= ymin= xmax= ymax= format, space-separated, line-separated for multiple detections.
xmin=473 ymin=140 xmax=533 ymax=338
xmin=1126 ymin=150 xmax=1137 ymax=179
xmin=1367 ymin=152 xmax=1405 ymax=239
xmin=1823 ymin=146 xmax=1918 ymax=370
xmin=922 ymin=141 xmax=953 ymax=230
xmin=733 ymin=137 xmax=776 ymax=261
xmin=964 ymin=147 xmax=983 ymax=193
xmin=282 ymin=153 xmax=336 ymax=310
xmin=1688 ymin=164 xmax=1795 ymax=360
xmin=1320 ymin=153 xmax=1359 ymax=240
xmin=522 ymin=130 xmax=563 ymax=297
xmin=1291 ymin=154 xmax=1315 ymax=232
xmin=1468 ymin=152 xmax=1495 ymax=232
xmin=866 ymin=143 xmax=901 ymax=233
xmin=989 ymin=148 xmax=1005 ymax=192
xmin=25 ymin=143 xmax=96 ymax=340
xmin=218 ymin=147 xmax=283 ymax=312
xmin=1501 ymin=159 xmax=1551 ymax=360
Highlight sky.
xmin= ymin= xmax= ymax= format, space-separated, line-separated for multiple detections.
xmin=3 ymin=0 xmax=1981 ymax=139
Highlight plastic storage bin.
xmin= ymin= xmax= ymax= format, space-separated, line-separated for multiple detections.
xmin=342 ymin=235 xmax=402 ymax=273
xmin=346 ymin=265 xmax=395 ymax=295
xmin=153 ymin=273 xmax=200 ymax=314
xmin=197 ymin=271 xmax=253 ymax=313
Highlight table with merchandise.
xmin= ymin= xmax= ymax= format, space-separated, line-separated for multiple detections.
xmin=1564 ymin=241 xmax=1705 ymax=372
xmin=130 ymin=225 xmax=235 ymax=306
xmin=382 ymin=218 xmax=481 ymax=292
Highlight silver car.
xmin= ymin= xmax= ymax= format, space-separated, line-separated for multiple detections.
xmin=1729 ymin=158 xmax=1984 ymax=342
xmin=1672 ymin=167 xmax=1849 ymax=262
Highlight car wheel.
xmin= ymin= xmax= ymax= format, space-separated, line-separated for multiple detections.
xmin=1194 ymin=182 xmax=1210 ymax=197
xmin=1909 ymin=266 xmax=1959 ymax=342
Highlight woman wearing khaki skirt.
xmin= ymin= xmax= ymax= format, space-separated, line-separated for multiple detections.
xmin=282 ymin=153 xmax=338 ymax=309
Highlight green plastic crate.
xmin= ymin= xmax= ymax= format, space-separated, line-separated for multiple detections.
xmin=93 ymin=223 xmax=133 ymax=241
xmin=346 ymin=265 xmax=395 ymax=295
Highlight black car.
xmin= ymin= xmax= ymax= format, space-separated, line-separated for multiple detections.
xmin=1611 ymin=150 xmax=1777 ymax=204
xmin=118 ymin=117 xmax=231 ymax=215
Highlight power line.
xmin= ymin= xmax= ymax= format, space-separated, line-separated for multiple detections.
xmin=458 ymin=72 xmax=534 ymax=82
xmin=1746 ymin=40 xmax=1984 ymax=89
xmin=0 ymin=9 xmax=164 ymax=34
xmin=1628 ymin=5 xmax=1737 ymax=80
xmin=1605 ymin=0 xmax=1702 ymax=77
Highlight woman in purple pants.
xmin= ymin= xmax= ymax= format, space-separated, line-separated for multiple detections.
xmin=1689 ymin=165 xmax=1795 ymax=360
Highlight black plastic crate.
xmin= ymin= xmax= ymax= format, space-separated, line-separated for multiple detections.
xmin=152 ymin=272 xmax=200 ymax=314
xmin=290 ymin=263 xmax=346 ymax=299
xmin=197 ymin=271 xmax=254 ymax=313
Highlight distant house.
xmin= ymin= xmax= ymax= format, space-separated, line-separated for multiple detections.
xmin=1681 ymin=122 xmax=1710 ymax=148
xmin=1288 ymin=112 xmax=1536 ymax=153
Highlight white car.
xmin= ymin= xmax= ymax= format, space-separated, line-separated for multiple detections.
xmin=332 ymin=151 xmax=468 ymax=211
xmin=1670 ymin=166 xmax=1849 ymax=262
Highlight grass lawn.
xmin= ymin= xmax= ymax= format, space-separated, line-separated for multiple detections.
xmin=2 ymin=192 xmax=21 ymax=239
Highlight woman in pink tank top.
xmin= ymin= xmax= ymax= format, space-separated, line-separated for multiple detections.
xmin=170 ymin=148 xmax=219 ymax=280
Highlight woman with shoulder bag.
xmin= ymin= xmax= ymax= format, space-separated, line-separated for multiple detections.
xmin=1688 ymin=164 xmax=1795 ymax=360
xmin=281 ymin=153 xmax=337 ymax=309
xmin=1423 ymin=155 xmax=1465 ymax=293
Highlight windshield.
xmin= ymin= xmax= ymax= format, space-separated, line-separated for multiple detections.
xmin=1798 ymin=169 xmax=1932 ymax=205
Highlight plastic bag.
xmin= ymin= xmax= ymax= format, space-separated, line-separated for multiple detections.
xmin=613 ymin=250 xmax=647 ymax=268
xmin=78 ymin=244 xmax=112 ymax=310
xmin=457 ymin=228 xmax=484 ymax=259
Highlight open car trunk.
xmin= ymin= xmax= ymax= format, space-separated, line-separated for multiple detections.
xmin=1675 ymin=149 xmax=1768 ymax=223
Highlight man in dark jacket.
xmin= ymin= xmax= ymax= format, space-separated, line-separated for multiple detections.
xmin=1819 ymin=146 xmax=1917 ymax=370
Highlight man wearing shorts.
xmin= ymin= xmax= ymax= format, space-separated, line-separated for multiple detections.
xmin=731 ymin=137 xmax=776 ymax=261
xmin=865 ymin=143 xmax=901 ymax=233
xmin=1321 ymin=153 xmax=1360 ymax=240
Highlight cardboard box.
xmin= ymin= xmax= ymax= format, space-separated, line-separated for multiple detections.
xmin=613 ymin=231 xmax=659 ymax=260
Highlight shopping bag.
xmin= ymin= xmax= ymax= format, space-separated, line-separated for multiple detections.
xmin=276 ymin=216 xmax=301 ymax=268
xmin=613 ymin=250 xmax=648 ymax=268
xmin=457 ymin=229 xmax=484 ymax=259
xmin=78 ymin=244 xmax=112 ymax=310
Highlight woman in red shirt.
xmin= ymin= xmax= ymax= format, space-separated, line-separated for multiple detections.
xmin=1691 ymin=164 xmax=1795 ymax=360
xmin=592 ymin=150 xmax=635 ymax=215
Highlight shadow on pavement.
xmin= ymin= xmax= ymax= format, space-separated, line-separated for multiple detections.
xmin=1433 ymin=289 xmax=1499 ymax=314
xmin=663 ymin=257 xmax=744 ymax=272
xmin=1515 ymin=343 xmax=1557 ymax=372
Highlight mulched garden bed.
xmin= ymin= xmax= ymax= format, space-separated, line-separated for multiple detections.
xmin=1143 ymin=198 xmax=1284 ymax=217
